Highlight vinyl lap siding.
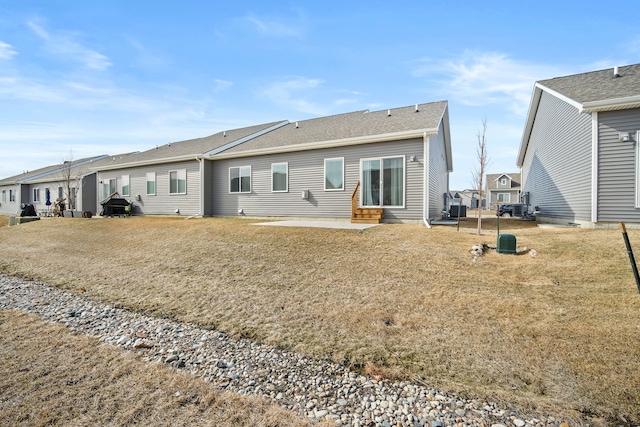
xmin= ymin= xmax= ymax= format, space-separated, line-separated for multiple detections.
xmin=521 ymin=92 xmax=592 ymax=221
xmin=98 ymin=160 xmax=201 ymax=216
xmin=0 ymin=185 xmax=19 ymax=215
xmin=210 ymin=139 xmax=425 ymax=220
xmin=597 ymin=109 xmax=640 ymax=223
xmin=427 ymin=123 xmax=449 ymax=219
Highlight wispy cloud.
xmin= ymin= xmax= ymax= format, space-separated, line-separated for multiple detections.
xmin=259 ymin=77 xmax=327 ymax=115
xmin=213 ymin=78 xmax=233 ymax=92
xmin=27 ymin=21 xmax=112 ymax=70
xmin=0 ymin=41 xmax=17 ymax=59
xmin=244 ymin=13 xmax=303 ymax=38
xmin=413 ymin=51 xmax=567 ymax=116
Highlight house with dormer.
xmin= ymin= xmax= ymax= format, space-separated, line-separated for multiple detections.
xmin=486 ymin=173 xmax=521 ymax=210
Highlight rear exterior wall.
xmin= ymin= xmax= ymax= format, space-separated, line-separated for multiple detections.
xmin=208 ymin=139 xmax=426 ymax=221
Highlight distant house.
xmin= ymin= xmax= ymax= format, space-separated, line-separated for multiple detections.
xmin=486 ymin=173 xmax=521 ymax=209
xmin=90 ymin=101 xmax=453 ymax=224
xmin=450 ymin=189 xmax=484 ymax=209
xmin=517 ymin=63 xmax=640 ymax=227
xmin=0 ymin=155 xmax=110 ymax=216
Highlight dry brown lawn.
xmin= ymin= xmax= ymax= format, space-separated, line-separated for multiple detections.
xmin=1 ymin=215 xmax=639 ymax=425
xmin=0 ymin=309 xmax=316 ymax=427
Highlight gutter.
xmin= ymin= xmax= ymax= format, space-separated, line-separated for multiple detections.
xmin=423 ymin=132 xmax=431 ymax=229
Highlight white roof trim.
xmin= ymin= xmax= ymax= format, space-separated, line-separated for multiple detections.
xmin=209 ymin=128 xmax=439 ymax=160
xmin=494 ymin=173 xmax=513 ymax=181
xmin=17 ymin=155 xmax=109 ymax=184
xmin=204 ymin=121 xmax=289 ymax=156
xmin=91 ymin=154 xmax=200 ymax=172
xmin=536 ymin=83 xmax=583 ymax=110
xmin=581 ymin=95 xmax=640 ymax=112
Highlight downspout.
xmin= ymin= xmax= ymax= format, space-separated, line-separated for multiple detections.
xmin=423 ymin=132 xmax=431 ymax=228
xmin=186 ymin=155 xmax=203 ymax=219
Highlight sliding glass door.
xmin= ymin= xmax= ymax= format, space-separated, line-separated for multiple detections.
xmin=361 ymin=156 xmax=404 ymax=207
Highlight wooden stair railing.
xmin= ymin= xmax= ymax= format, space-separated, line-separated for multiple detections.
xmin=351 ymin=181 xmax=384 ymax=224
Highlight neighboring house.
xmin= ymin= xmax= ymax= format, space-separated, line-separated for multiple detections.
xmin=207 ymin=102 xmax=452 ymax=224
xmin=92 ymin=121 xmax=288 ymax=217
xmin=486 ymin=173 xmax=521 ymax=210
xmin=0 ymin=155 xmax=109 ymax=216
xmin=517 ymin=63 xmax=640 ymax=227
xmin=450 ymin=189 xmax=485 ymax=209
xmin=90 ymin=101 xmax=453 ymax=224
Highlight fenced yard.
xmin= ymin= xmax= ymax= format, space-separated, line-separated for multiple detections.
xmin=0 ymin=215 xmax=638 ymax=425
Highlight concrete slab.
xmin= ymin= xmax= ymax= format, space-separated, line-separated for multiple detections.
xmin=254 ymin=220 xmax=380 ymax=230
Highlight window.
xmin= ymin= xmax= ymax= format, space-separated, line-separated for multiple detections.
xmin=33 ymin=188 xmax=40 ymax=203
xmin=58 ymin=187 xmax=63 ymax=200
xmin=271 ymin=163 xmax=288 ymax=192
xmin=102 ymin=178 xmax=116 ymax=200
xmin=324 ymin=158 xmax=344 ymax=191
xmin=1 ymin=190 xmax=5 ymax=203
xmin=500 ymin=178 xmax=507 ymax=186
xmin=497 ymin=193 xmax=511 ymax=203
xmin=361 ymin=156 xmax=404 ymax=207
xmin=146 ymin=172 xmax=156 ymax=195
xmin=9 ymin=189 xmax=15 ymax=202
xmin=121 ymin=175 xmax=130 ymax=196
xmin=169 ymin=169 xmax=187 ymax=194
xmin=229 ymin=166 xmax=251 ymax=193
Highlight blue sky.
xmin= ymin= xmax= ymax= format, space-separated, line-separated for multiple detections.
xmin=1 ymin=1 xmax=639 ymax=190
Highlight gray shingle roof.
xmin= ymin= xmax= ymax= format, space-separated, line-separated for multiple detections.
xmin=92 ymin=121 xmax=284 ymax=169
xmin=486 ymin=173 xmax=520 ymax=190
xmin=538 ymin=63 xmax=640 ymax=105
xmin=219 ymin=101 xmax=448 ymax=155
xmin=0 ymin=155 xmax=109 ymax=185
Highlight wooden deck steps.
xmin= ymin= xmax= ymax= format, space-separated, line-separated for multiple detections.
xmin=351 ymin=207 xmax=384 ymax=224
xmin=351 ymin=181 xmax=384 ymax=224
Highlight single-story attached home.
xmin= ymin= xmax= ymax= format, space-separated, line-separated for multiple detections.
xmin=517 ymin=63 xmax=640 ymax=227
xmin=0 ymin=155 xmax=110 ymax=216
xmin=91 ymin=101 xmax=453 ymax=225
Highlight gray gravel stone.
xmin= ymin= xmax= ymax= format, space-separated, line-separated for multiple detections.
xmin=0 ymin=274 xmax=564 ymax=427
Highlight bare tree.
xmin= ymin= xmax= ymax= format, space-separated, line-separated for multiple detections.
xmin=471 ymin=118 xmax=489 ymax=235
xmin=57 ymin=150 xmax=80 ymax=211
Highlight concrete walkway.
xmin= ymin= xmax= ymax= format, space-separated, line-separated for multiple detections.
xmin=254 ymin=220 xmax=380 ymax=230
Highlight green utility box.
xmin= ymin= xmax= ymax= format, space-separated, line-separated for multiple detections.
xmin=497 ymin=234 xmax=517 ymax=254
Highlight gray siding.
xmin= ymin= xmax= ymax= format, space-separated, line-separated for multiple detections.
xmin=0 ymin=185 xmax=20 ymax=215
xmin=210 ymin=139 xmax=425 ymax=221
xmin=98 ymin=160 xmax=201 ymax=216
xmin=597 ymin=109 xmax=640 ymax=222
xmin=521 ymin=91 xmax=592 ymax=221
xmin=81 ymin=174 xmax=97 ymax=213
xmin=427 ymin=121 xmax=449 ymax=219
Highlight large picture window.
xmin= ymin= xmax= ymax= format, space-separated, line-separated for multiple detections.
xmin=169 ymin=169 xmax=187 ymax=194
xmin=230 ymin=166 xmax=251 ymax=193
xmin=271 ymin=162 xmax=288 ymax=192
xmin=324 ymin=158 xmax=344 ymax=191
xmin=497 ymin=193 xmax=511 ymax=203
xmin=146 ymin=172 xmax=156 ymax=195
xmin=361 ymin=156 xmax=404 ymax=207
xmin=121 ymin=174 xmax=130 ymax=196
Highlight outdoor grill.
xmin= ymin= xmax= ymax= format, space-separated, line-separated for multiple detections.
xmin=100 ymin=193 xmax=131 ymax=217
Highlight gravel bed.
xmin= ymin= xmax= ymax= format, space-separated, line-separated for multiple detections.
xmin=0 ymin=274 xmax=562 ymax=427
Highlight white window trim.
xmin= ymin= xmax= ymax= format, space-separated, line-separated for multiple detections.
xmin=9 ymin=189 xmax=16 ymax=202
xmin=169 ymin=169 xmax=187 ymax=195
xmin=121 ymin=174 xmax=130 ymax=197
xmin=500 ymin=178 xmax=507 ymax=186
xmin=360 ymin=155 xmax=406 ymax=208
xmin=1 ymin=190 xmax=5 ymax=203
xmin=497 ymin=193 xmax=511 ymax=203
xmin=635 ymin=130 xmax=640 ymax=208
xmin=229 ymin=166 xmax=252 ymax=194
xmin=146 ymin=172 xmax=156 ymax=196
xmin=324 ymin=157 xmax=344 ymax=191
xmin=271 ymin=162 xmax=288 ymax=193
xmin=33 ymin=187 xmax=40 ymax=203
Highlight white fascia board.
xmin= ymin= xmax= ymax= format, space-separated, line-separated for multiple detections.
xmin=210 ymin=128 xmax=439 ymax=160
xmin=580 ymin=95 xmax=640 ymax=113
xmin=90 ymin=154 xmax=200 ymax=172
xmin=17 ymin=155 xmax=109 ymax=184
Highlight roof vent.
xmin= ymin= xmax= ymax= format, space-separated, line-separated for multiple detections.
xmin=614 ymin=66 xmax=621 ymax=78
xmin=223 ymin=131 xmax=226 ymax=137
xmin=295 ymin=121 xmax=299 ymax=128
xmin=387 ymin=109 xmax=391 ymax=117
xmin=415 ymin=104 xmax=419 ymax=112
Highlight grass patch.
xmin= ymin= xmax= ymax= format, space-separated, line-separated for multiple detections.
xmin=1 ymin=215 xmax=639 ymax=424
xmin=0 ymin=310 xmax=316 ymax=426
